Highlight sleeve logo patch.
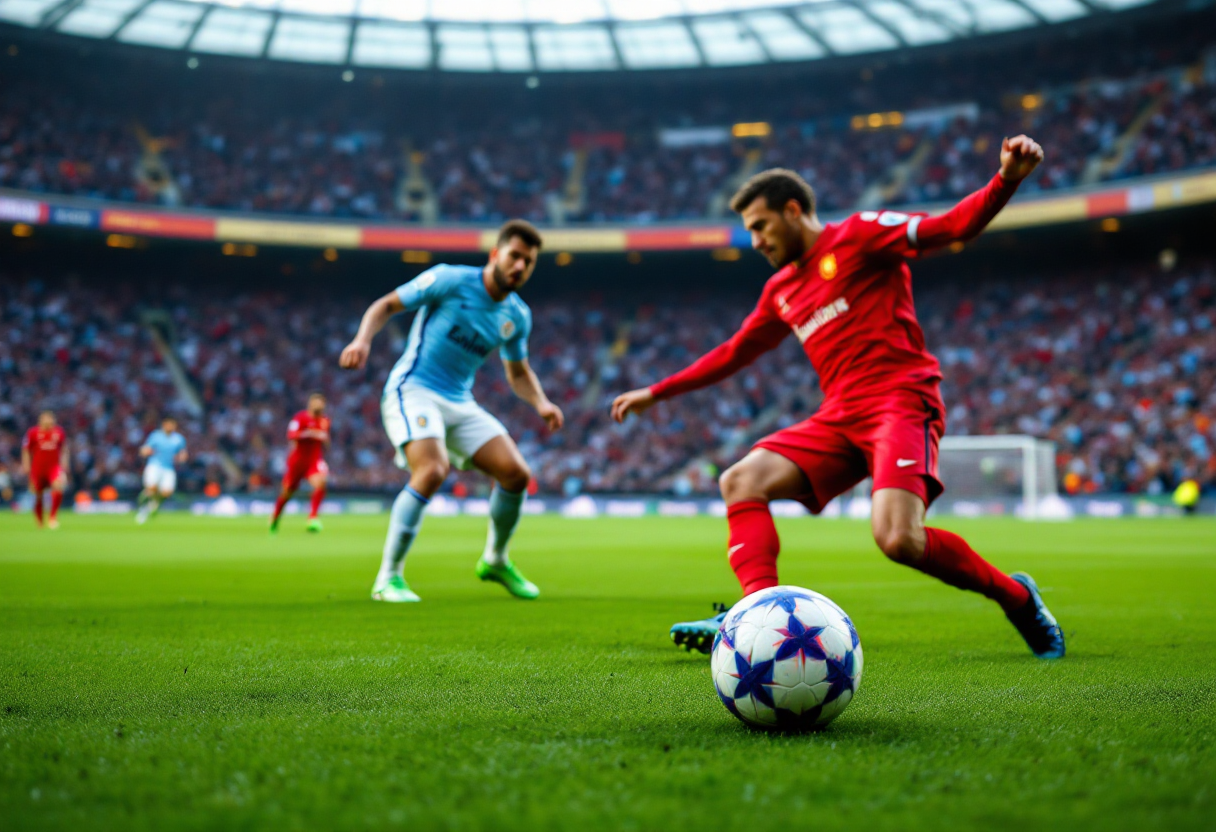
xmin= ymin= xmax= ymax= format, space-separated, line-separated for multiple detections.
xmin=416 ymin=415 xmax=428 ymax=428
xmin=500 ymin=320 xmax=516 ymax=339
xmin=819 ymin=252 xmax=838 ymax=281
xmin=416 ymin=272 xmax=437 ymax=290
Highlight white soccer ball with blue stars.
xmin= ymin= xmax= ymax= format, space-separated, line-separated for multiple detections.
xmin=711 ymin=585 xmax=862 ymax=731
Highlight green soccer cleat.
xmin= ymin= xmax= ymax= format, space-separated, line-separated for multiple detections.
xmin=371 ymin=574 xmax=421 ymax=603
xmin=475 ymin=558 xmax=539 ymax=600
xmin=307 ymin=518 xmax=323 ymax=533
xmin=268 ymin=515 xmax=281 ymax=535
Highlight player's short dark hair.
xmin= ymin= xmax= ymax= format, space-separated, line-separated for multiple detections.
xmin=729 ymin=168 xmax=816 ymax=216
xmin=308 ymin=391 xmax=326 ymax=401
xmin=39 ymin=409 xmax=54 ymax=419
xmin=497 ymin=219 xmax=543 ymax=252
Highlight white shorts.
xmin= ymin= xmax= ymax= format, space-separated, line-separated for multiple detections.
xmin=381 ymin=385 xmax=507 ymax=471
xmin=143 ymin=462 xmax=177 ymax=494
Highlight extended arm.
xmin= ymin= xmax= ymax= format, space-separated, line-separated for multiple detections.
xmin=339 ymin=291 xmax=405 ymax=370
xmin=504 ymin=359 xmax=564 ymax=431
xmin=21 ymin=446 xmax=30 ymax=475
xmin=60 ymin=442 xmax=70 ymax=475
xmin=912 ymin=135 xmax=1043 ymax=251
xmin=611 ymin=310 xmax=788 ymax=423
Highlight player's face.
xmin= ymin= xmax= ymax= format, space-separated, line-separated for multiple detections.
xmin=741 ymin=198 xmax=807 ymax=268
xmin=308 ymin=397 xmax=325 ymax=415
xmin=490 ymin=237 xmax=539 ymax=294
xmin=38 ymin=413 xmax=55 ymax=430
xmin=162 ymin=419 xmax=177 ymax=433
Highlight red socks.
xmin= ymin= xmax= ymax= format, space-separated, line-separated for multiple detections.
xmin=271 ymin=493 xmax=289 ymax=523
xmin=919 ymin=527 xmax=1030 ymax=611
xmin=726 ymin=501 xmax=780 ymax=596
xmin=50 ymin=491 xmax=62 ymax=520
xmin=309 ymin=486 xmax=326 ymax=520
xmin=33 ymin=490 xmax=44 ymax=525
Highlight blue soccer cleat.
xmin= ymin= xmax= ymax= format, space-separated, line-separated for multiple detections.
xmin=1005 ymin=572 xmax=1065 ymax=659
xmin=670 ymin=603 xmax=729 ymax=654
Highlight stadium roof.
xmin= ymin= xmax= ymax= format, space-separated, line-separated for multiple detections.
xmin=0 ymin=0 xmax=1157 ymax=72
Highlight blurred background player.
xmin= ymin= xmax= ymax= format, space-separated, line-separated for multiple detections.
xmin=0 ymin=462 xmax=13 ymax=509
xmin=269 ymin=393 xmax=331 ymax=534
xmin=339 ymin=220 xmax=564 ymax=603
xmin=21 ymin=410 xmax=68 ymax=530
xmin=612 ymin=136 xmax=1065 ymax=660
xmin=136 ymin=417 xmax=188 ymax=525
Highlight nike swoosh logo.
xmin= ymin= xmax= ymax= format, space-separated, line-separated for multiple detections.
xmin=896 ymin=459 xmax=917 ymax=468
xmin=728 ymin=544 xmax=745 ymax=555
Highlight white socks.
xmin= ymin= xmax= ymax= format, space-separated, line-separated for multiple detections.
xmin=377 ymin=486 xmax=429 ymax=584
xmin=482 ymin=486 xmax=525 ymax=566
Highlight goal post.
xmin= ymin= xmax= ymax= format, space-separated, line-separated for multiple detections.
xmin=938 ymin=435 xmax=1059 ymax=519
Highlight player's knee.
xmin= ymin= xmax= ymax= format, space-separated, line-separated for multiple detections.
xmin=874 ymin=526 xmax=924 ymax=564
xmin=498 ymin=462 xmax=531 ymax=494
xmin=411 ymin=461 xmax=449 ymax=493
xmin=719 ymin=463 xmax=762 ymax=503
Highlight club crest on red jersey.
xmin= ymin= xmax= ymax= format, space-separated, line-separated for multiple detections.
xmin=819 ymin=253 xmax=838 ymax=281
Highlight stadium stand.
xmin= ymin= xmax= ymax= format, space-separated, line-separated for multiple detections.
xmin=3 ymin=257 xmax=1212 ymax=498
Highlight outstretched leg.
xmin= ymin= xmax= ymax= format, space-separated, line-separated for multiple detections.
xmin=306 ymin=471 xmax=328 ymax=532
xmin=373 ymin=438 xmax=448 ymax=602
xmin=670 ymin=449 xmax=810 ymax=653
xmin=32 ymin=487 xmax=45 ymax=527
xmin=470 ymin=436 xmax=538 ymax=599
xmin=871 ymin=488 xmax=1063 ymax=658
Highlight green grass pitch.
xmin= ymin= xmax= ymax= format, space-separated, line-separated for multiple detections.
xmin=2 ymin=512 xmax=1214 ymax=831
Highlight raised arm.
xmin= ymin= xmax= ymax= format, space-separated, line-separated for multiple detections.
xmin=339 ymin=291 xmax=405 ymax=370
xmin=504 ymin=359 xmax=564 ymax=431
xmin=611 ymin=304 xmax=788 ymax=423
xmin=912 ymin=135 xmax=1043 ymax=251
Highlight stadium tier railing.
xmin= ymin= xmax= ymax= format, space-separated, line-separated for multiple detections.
xmin=2 ymin=166 xmax=1215 ymax=253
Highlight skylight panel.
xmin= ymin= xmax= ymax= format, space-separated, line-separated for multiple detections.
xmin=1089 ymin=0 xmax=1155 ymax=8
xmin=118 ymin=1 xmax=207 ymax=47
xmin=1017 ymin=0 xmax=1088 ymax=21
xmin=743 ymin=10 xmax=824 ymax=61
xmin=0 ymin=0 xmax=64 ymax=26
xmin=604 ymin=0 xmax=683 ymax=21
xmin=692 ymin=17 xmax=766 ymax=66
xmin=614 ymin=21 xmax=701 ymax=68
xmin=279 ymin=0 xmax=355 ymax=14
xmin=189 ymin=8 xmax=274 ymax=55
xmin=436 ymin=25 xmax=494 ymax=71
xmin=350 ymin=20 xmax=430 ymax=66
xmin=957 ymin=0 xmax=1035 ymax=31
xmin=432 ymin=0 xmax=526 ymax=23
xmin=57 ymin=0 xmax=144 ymax=38
xmin=526 ymin=0 xmax=607 ymax=24
xmin=866 ymin=0 xmax=954 ymax=44
xmin=356 ymin=0 xmax=426 ymax=22
xmin=798 ymin=6 xmax=899 ymax=54
xmin=489 ymin=26 xmax=532 ymax=70
xmin=904 ymin=0 xmax=974 ymax=32
xmin=533 ymin=24 xmax=617 ymax=70
xmin=267 ymin=15 xmax=350 ymax=62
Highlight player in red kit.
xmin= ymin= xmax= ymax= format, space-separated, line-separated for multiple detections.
xmin=269 ymin=393 xmax=331 ymax=534
xmin=21 ymin=410 xmax=69 ymax=530
xmin=612 ymin=136 xmax=1064 ymax=660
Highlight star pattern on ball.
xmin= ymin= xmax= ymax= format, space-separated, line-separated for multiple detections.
xmin=730 ymin=650 xmax=776 ymax=709
xmin=822 ymin=649 xmax=856 ymax=705
xmin=773 ymin=614 xmax=826 ymax=662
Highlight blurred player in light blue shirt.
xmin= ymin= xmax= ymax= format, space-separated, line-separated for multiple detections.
xmin=136 ymin=417 xmax=187 ymax=525
xmin=340 ymin=220 xmax=564 ymax=603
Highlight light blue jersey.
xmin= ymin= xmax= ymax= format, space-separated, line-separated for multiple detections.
xmin=384 ymin=264 xmax=532 ymax=404
xmin=143 ymin=430 xmax=186 ymax=469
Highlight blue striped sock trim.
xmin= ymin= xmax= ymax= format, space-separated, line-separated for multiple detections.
xmin=406 ymin=486 xmax=430 ymax=504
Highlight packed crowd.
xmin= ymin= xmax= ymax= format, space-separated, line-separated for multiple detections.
xmin=2 ymin=43 xmax=1213 ymax=223
xmin=2 ymin=257 xmax=1213 ymax=499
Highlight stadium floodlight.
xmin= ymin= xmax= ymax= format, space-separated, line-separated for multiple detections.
xmin=938 ymin=435 xmax=1059 ymax=520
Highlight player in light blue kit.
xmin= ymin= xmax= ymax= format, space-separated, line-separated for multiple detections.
xmin=136 ymin=417 xmax=188 ymax=524
xmin=339 ymin=220 xmax=564 ymax=603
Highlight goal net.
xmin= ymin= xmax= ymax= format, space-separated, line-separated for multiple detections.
xmin=937 ymin=435 xmax=1059 ymax=519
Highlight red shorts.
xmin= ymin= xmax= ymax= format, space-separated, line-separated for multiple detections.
xmin=283 ymin=457 xmax=328 ymax=488
xmin=29 ymin=467 xmax=63 ymax=491
xmin=754 ymin=388 xmax=946 ymax=513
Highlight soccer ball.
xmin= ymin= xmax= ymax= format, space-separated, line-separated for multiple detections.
xmin=711 ymin=585 xmax=863 ymax=731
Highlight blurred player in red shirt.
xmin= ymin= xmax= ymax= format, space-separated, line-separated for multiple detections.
xmin=21 ymin=410 xmax=69 ymax=529
xmin=269 ymin=393 xmax=331 ymax=534
xmin=613 ymin=136 xmax=1064 ymax=661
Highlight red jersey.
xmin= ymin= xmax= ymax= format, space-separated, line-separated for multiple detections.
xmin=287 ymin=411 xmax=330 ymax=465
xmin=23 ymin=426 xmax=66 ymax=473
xmin=651 ymin=173 xmax=1020 ymax=403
